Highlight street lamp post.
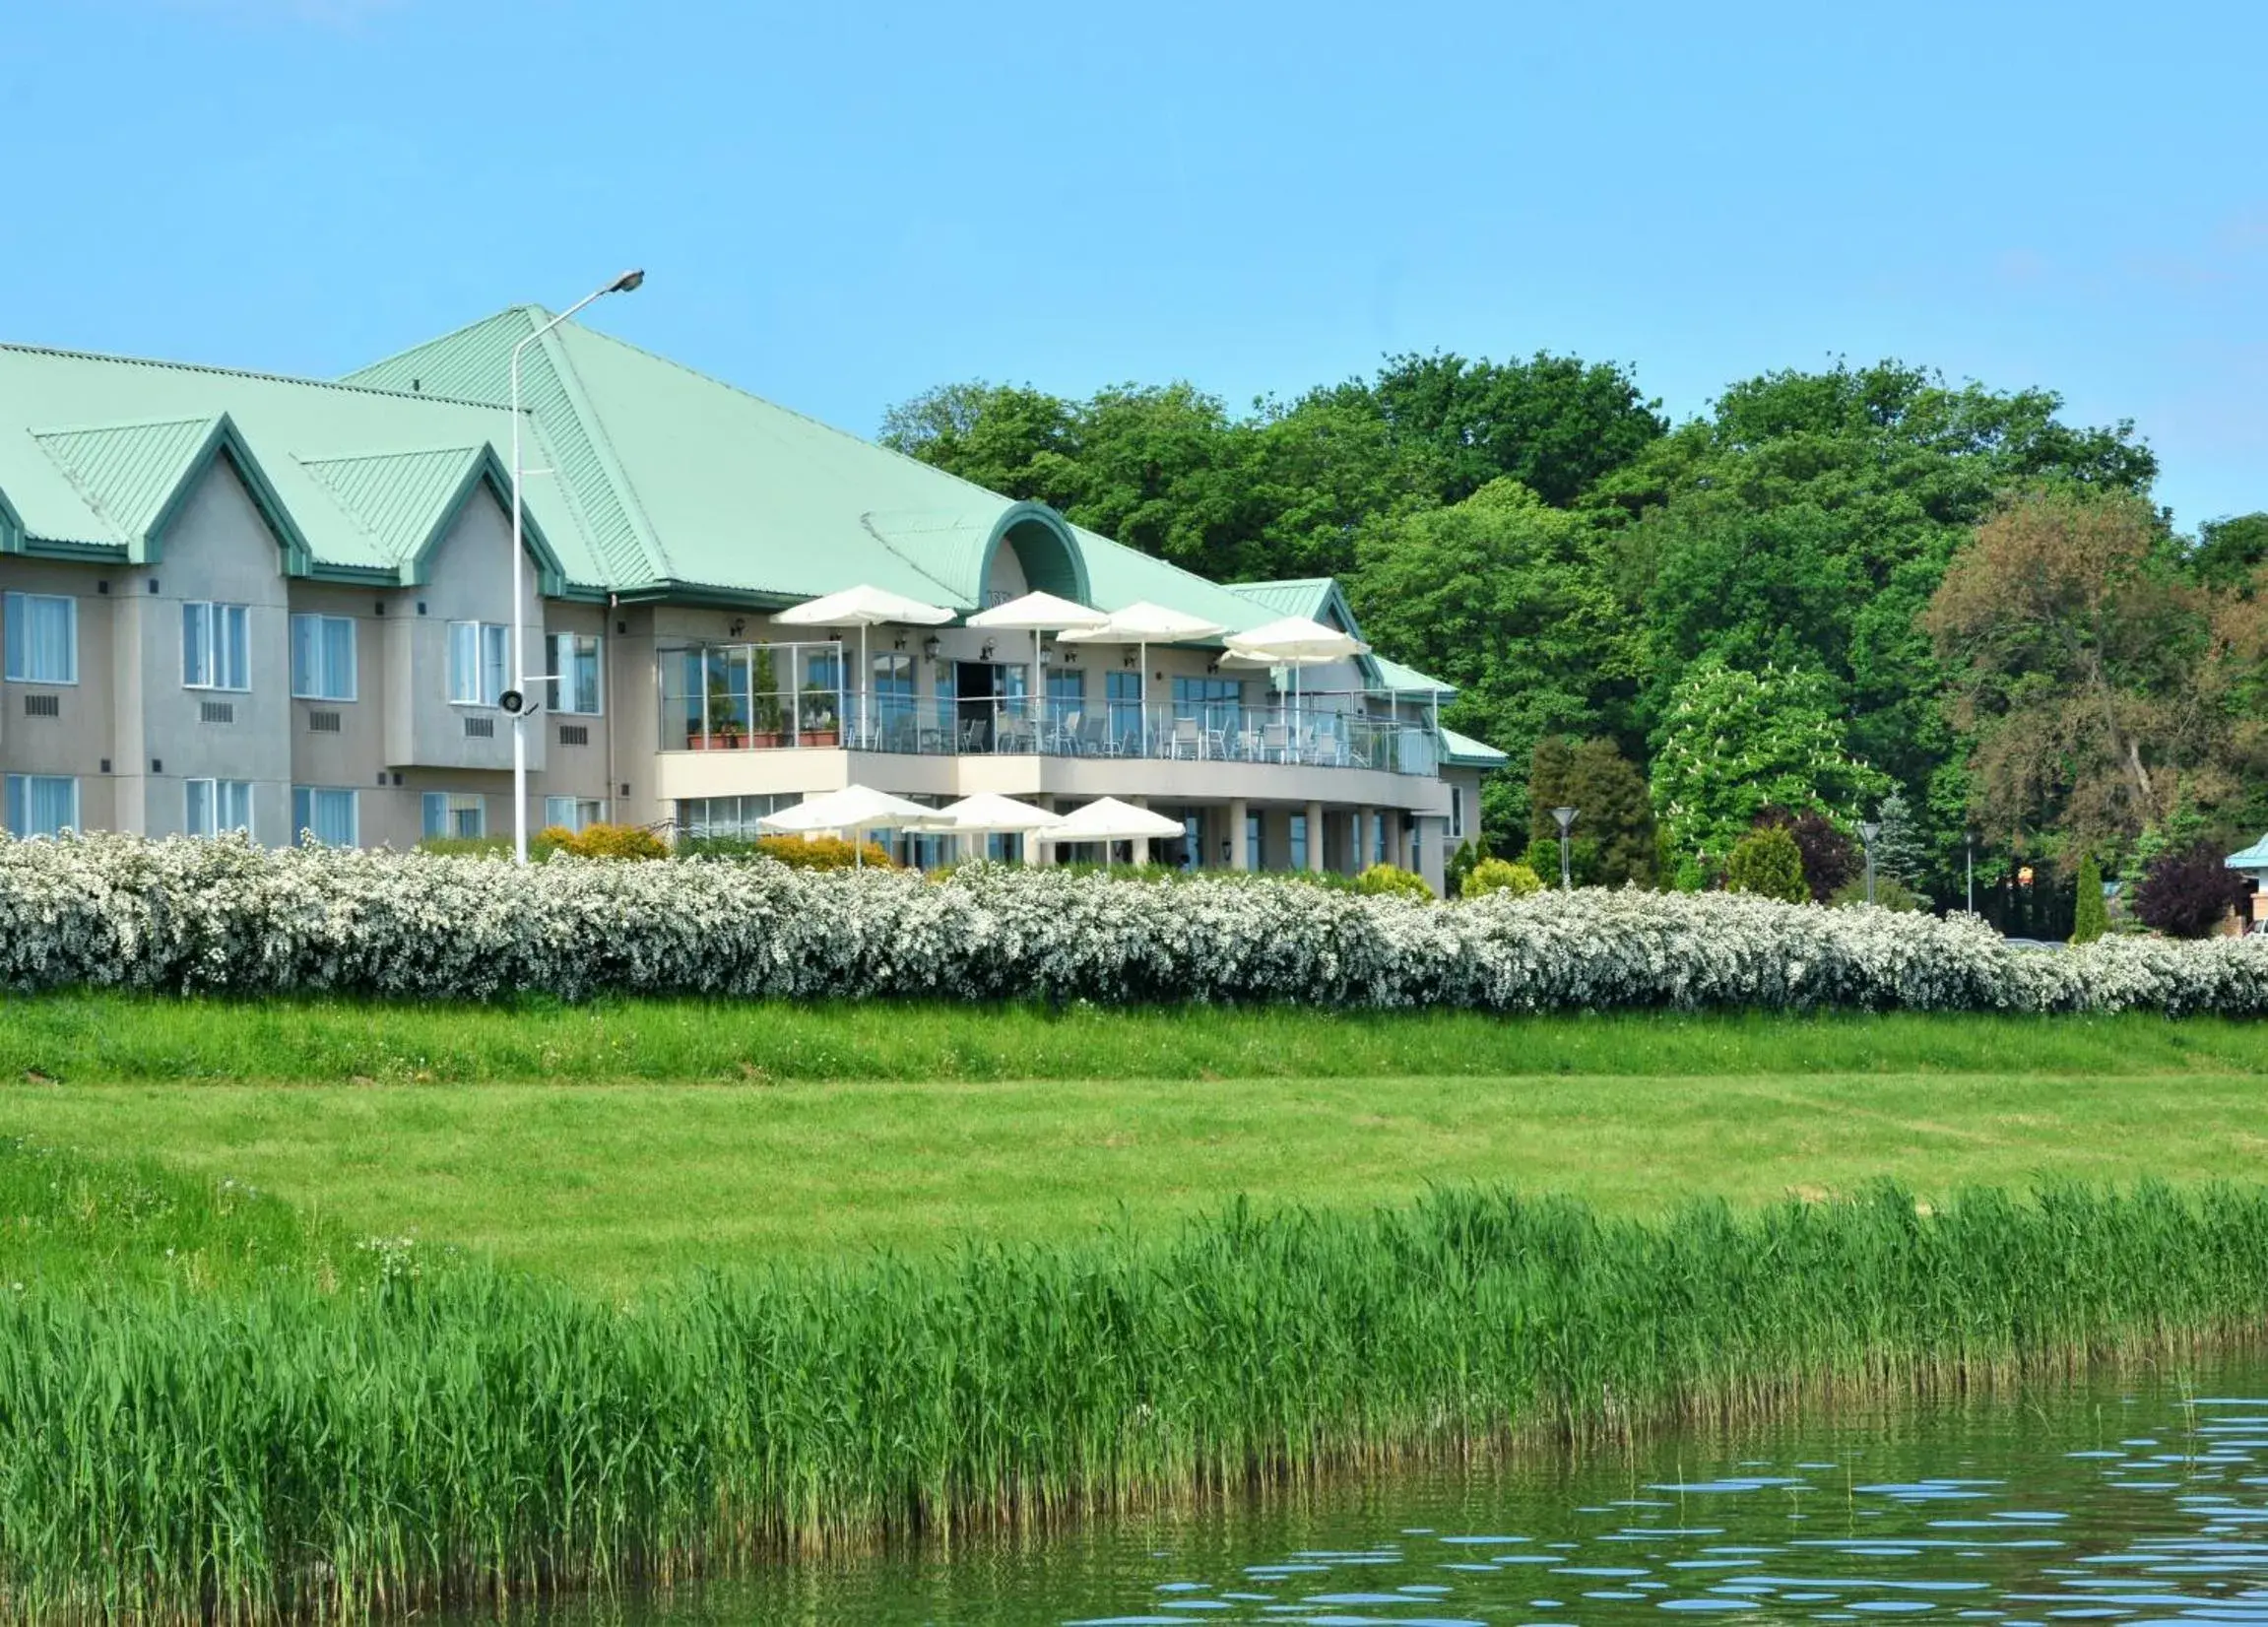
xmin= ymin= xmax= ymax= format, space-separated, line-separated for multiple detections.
xmin=1965 ymin=830 xmax=1975 ymax=915
xmin=1552 ymin=806 xmax=1578 ymax=889
xmin=507 ymin=269 xmax=645 ymax=865
xmin=1858 ymin=819 xmax=1881 ymax=907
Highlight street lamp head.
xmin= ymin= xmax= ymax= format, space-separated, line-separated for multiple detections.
xmin=1552 ymin=806 xmax=1578 ymax=833
xmin=1858 ymin=821 xmax=1881 ymax=846
xmin=608 ymin=269 xmax=646 ymax=294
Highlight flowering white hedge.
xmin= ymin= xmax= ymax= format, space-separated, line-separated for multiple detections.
xmin=2 ymin=832 xmax=2266 ymax=1014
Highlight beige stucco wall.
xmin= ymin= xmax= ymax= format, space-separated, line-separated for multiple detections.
xmin=381 ymin=487 xmax=547 ymax=780
xmin=0 ymin=556 xmax=116 ymax=797
xmin=124 ymin=458 xmax=295 ymax=842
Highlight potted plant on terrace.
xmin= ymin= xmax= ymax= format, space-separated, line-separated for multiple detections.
xmin=798 ymin=691 xmax=839 ymax=748
xmin=748 ymin=649 xmax=785 ymax=748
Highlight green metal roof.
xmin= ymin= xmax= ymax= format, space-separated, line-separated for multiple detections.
xmin=1369 ymin=654 xmax=1457 ymax=695
xmin=0 ymin=313 xmax=1492 ymax=764
xmin=1440 ymin=726 xmax=1508 ymax=768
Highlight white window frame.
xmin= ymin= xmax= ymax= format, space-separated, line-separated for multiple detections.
xmin=291 ymin=614 xmax=358 ymax=701
xmin=421 ymin=791 xmax=487 ymax=840
xmin=182 ymin=602 xmax=251 ymax=692
xmin=547 ymin=632 xmax=604 ymax=716
xmin=448 ymin=620 xmax=510 ymax=707
xmin=544 ymin=795 xmax=609 ymax=834
xmin=1450 ymin=786 xmax=1465 ymax=840
xmin=3 ymin=592 xmax=78 ymax=684
xmin=184 ymin=779 xmax=254 ymax=839
xmin=291 ymin=786 xmax=359 ymax=848
xmin=2 ymin=774 xmax=78 ymax=838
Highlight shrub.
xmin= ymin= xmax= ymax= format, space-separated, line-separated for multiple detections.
xmin=2134 ymin=842 xmax=2249 ymax=940
xmin=1830 ymin=875 xmax=1926 ymax=912
xmin=555 ymin=823 xmax=668 ymax=861
xmin=1754 ymin=806 xmax=1858 ymax=902
xmin=1445 ymin=839 xmax=1483 ymax=898
xmin=1462 ymin=858 xmax=1542 ymax=899
xmin=8 ymin=831 xmax=2268 ymax=1013
xmin=2071 ymin=852 xmax=2108 ymax=944
xmin=1354 ymin=863 xmax=1434 ymax=900
xmin=1723 ymin=828 xmax=1808 ymax=904
xmin=751 ymin=833 xmax=894 ymax=871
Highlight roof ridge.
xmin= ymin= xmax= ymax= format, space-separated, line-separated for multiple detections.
xmin=341 ymin=307 xmax=541 ymax=405
xmin=528 ymin=320 xmax=675 ymax=583
xmin=0 ymin=340 xmax=506 ymax=411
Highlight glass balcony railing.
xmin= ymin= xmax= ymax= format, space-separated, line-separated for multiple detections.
xmin=658 ymin=642 xmax=1442 ymax=776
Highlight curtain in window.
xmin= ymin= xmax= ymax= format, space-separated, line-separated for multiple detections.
xmin=5 ymin=593 xmax=76 ymax=683
xmin=293 ymin=616 xmax=356 ymax=700
xmin=5 ymin=775 xmax=77 ymax=837
xmin=449 ymin=623 xmax=508 ymax=705
xmin=292 ymin=787 xmax=356 ymax=846
xmin=549 ymin=634 xmax=602 ymax=714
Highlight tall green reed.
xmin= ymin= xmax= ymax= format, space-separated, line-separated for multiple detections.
xmin=1 ymin=1181 xmax=2264 ymax=1622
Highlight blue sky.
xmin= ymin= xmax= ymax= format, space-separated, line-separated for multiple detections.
xmin=7 ymin=0 xmax=2266 ymax=530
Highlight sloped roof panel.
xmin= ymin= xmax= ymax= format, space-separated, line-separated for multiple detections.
xmin=32 ymin=416 xmax=216 ymax=546
xmin=1228 ymin=578 xmax=1336 ymax=621
xmin=298 ymin=446 xmax=485 ymax=567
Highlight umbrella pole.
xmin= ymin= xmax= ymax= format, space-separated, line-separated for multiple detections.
xmin=1139 ymin=639 xmax=1148 ymax=753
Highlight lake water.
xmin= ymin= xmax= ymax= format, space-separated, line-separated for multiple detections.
xmin=553 ymin=1356 xmax=2268 ymax=1625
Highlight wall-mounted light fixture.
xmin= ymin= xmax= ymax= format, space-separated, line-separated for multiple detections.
xmin=727 ymin=617 xmax=747 ymax=638
xmin=980 ymin=639 xmax=996 ymax=662
xmin=893 ymin=635 xmax=906 ymax=652
xmin=1123 ymin=647 xmax=1138 ymax=668
xmin=922 ymin=635 xmax=941 ymax=662
xmin=1205 ymin=660 xmax=1220 ymax=675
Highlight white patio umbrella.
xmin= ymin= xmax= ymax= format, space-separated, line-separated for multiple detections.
xmin=1222 ymin=616 xmax=1371 ymax=732
xmin=936 ymin=791 xmax=1064 ymax=864
xmin=758 ymin=784 xmax=948 ymax=867
xmin=1036 ymin=797 xmax=1186 ymax=864
xmin=1055 ymin=601 xmax=1227 ymax=735
xmin=966 ymin=591 xmax=1109 ymax=740
xmin=771 ymin=585 xmax=956 ymax=748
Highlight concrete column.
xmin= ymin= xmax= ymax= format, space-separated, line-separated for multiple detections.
xmin=1393 ymin=813 xmax=1412 ymax=872
xmin=1032 ymin=796 xmax=1054 ymax=866
xmin=1355 ymin=805 xmax=1375 ymax=872
xmin=1304 ymin=800 xmax=1325 ymax=873
xmin=1130 ymin=795 xmax=1151 ymax=867
xmin=1228 ymin=797 xmax=1250 ymax=871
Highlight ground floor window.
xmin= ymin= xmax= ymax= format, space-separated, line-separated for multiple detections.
xmin=543 ymin=796 xmax=609 ymax=833
xmin=421 ymin=792 xmax=486 ymax=840
xmin=1290 ymin=813 xmax=1310 ymax=872
xmin=3 ymin=774 xmax=77 ymax=838
xmin=1246 ymin=812 xmax=1263 ymax=869
xmin=292 ymin=786 xmax=358 ymax=847
xmin=675 ymin=794 xmax=791 ymax=840
xmin=1450 ymin=785 xmax=1465 ymax=840
xmin=185 ymin=778 xmax=253 ymax=838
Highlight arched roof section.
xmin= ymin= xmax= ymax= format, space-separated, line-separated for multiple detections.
xmin=979 ymin=501 xmax=1088 ymax=606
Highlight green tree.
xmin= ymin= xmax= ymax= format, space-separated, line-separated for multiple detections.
xmin=1723 ymin=827 xmax=1809 ymax=903
xmin=1869 ymin=786 xmax=1931 ymax=891
xmin=1923 ymin=487 xmax=2264 ymax=866
xmin=1529 ymin=735 xmax=1655 ymax=886
xmin=1650 ymin=657 xmax=1889 ymax=887
xmin=2188 ymin=512 xmax=2268 ymax=592
xmin=877 ymin=381 xmax=1083 ymax=508
xmin=1349 ymin=481 xmax=1617 ymax=847
xmin=2070 ymin=850 xmax=2108 ymax=944
xmin=1370 ymin=351 xmax=1667 ymax=505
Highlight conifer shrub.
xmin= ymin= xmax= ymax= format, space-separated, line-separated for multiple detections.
xmin=1723 ymin=827 xmax=1809 ymax=904
xmin=1461 ymin=857 xmax=1542 ymax=899
xmin=1354 ymin=863 xmax=1435 ymax=900
xmin=2071 ymin=852 xmax=2109 ymax=944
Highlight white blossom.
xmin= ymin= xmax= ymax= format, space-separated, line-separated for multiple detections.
xmin=0 ymin=832 xmax=2261 ymax=1014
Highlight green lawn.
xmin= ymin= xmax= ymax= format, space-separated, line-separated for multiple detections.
xmin=5 ymin=1064 xmax=2262 ymax=1288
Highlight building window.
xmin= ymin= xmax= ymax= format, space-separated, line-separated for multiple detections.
xmin=421 ymin=792 xmax=486 ymax=840
xmin=2 ymin=774 xmax=78 ymax=837
xmin=675 ymin=793 xmax=789 ymax=840
xmin=292 ymin=614 xmax=357 ymax=701
xmin=1106 ymin=670 xmax=1143 ymax=750
xmin=1246 ymin=812 xmax=1263 ymax=869
xmin=1046 ymin=668 xmax=1085 ymax=734
xmin=448 ymin=620 xmax=509 ymax=706
xmin=1173 ymin=676 xmax=1244 ymax=737
xmin=184 ymin=779 xmax=253 ymax=838
xmin=182 ymin=602 xmax=251 ymax=691
xmin=1450 ymin=786 xmax=1465 ymax=840
xmin=544 ymin=795 xmax=608 ymax=833
xmin=1290 ymin=814 xmax=1310 ymax=872
xmin=292 ymin=786 xmax=358 ymax=847
xmin=3 ymin=592 xmax=77 ymax=684
xmin=547 ymin=632 xmax=603 ymax=715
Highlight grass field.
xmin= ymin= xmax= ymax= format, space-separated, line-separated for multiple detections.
xmin=2 ymin=1000 xmax=2262 ymax=1286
